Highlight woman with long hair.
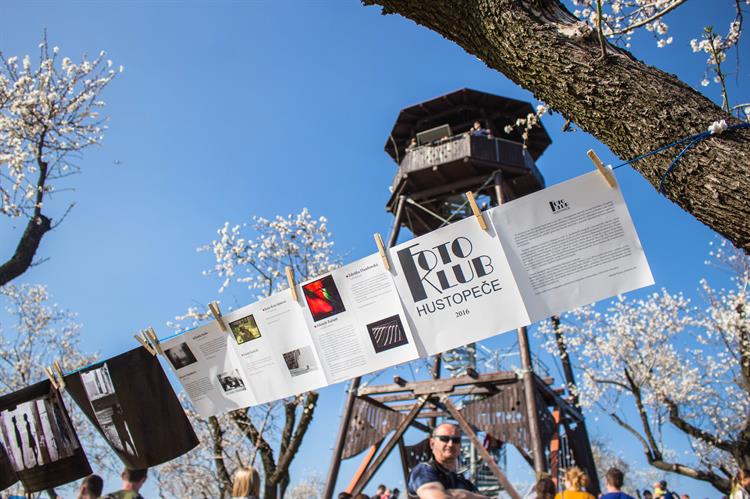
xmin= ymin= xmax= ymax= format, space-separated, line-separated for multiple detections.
xmin=535 ymin=475 xmax=557 ymax=499
xmin=731 ymin=469 xmax=750 ymax=499
xmin=554 ymin=467 xmax=595 ymax=499
xmin=231 ymin=466 xmax=261 ymax=499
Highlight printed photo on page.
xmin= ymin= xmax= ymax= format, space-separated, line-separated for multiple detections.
xmin=299 ymin=253 xmax=419 ymax=383
xmin=389 ymin=215 xmax=530 ymax=357
xmin=488 ymin=170 xmax=654 ymax=321
xmin=160 ymin=322 xmax=256 ymax=418
xmin=222 ymin=290 xmax=327 ymax=404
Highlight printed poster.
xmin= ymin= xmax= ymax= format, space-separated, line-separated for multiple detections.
xmin=222 ymin=290 xmax=328 ymax=404
xmin=64 ymin=347 xmax=199 ymax=469
xmin=299 ymin=253 xmax=420 ymax=383
xmin=161 ymin=322 xmax=257 ymax=418
xmin=389 ymin=215 xmax=530 ymax=356
xmin=0 ymin=380 xmax=91 ymax=492
xmin=488 ymin=170 xmax=654 ymax=320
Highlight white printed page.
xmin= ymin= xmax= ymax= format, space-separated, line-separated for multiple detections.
xmin=222 ymin=290 xmax=327 ymax=404
xmin=489 ymin=170 xmax=654 ymax=321
xmin=299 ymin=253 xmax=419 ymax=383
xmin=160 ymin=322 xmax=256 ymax=418
xmin=389 ymin=215 xmax=530 ymax=357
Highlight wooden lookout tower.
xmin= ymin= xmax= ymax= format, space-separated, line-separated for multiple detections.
xmin=323 ymin=89 xmax=599 ymax=498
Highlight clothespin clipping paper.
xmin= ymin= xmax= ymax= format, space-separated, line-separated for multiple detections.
xmin=53 ymin=360 xmax=66 ymax=390
xmin=465 ymin=191 xmax=488 ymax=230
xmin=145 ymin=327 xmax=163 ymax=355
xmin=45 ymin=366 xmax=59 ymax=390
xmin=208 ymin=302 xmax=228 ymax=332
xmin=285 ymin=266 xmax=299 ymax=302
xmin=587 ymin=149 xmax=617 ymax=188
xmin=374 ymin=232 xmax=390 ymax=271
xmin=134 ymin=332 xmax=157 ymax=356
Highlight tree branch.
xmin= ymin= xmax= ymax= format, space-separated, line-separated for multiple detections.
xmin=272 ymin=391 xmax=319 ymax=482
xmin=208 ymin=416 xmax=233 ymax=495
xmin=664 ymin=398 xmax=734 ymax=451
xmin=362 ymin=0 xmax=750 ymax=252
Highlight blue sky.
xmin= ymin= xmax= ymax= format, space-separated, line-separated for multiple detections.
xmin=1 ymin=1 xmax=748 ymax=497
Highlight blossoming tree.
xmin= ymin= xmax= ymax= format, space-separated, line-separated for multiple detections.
xmin=362 ymin=0 xmax=750 ymax=252
xmin=0 ymin=39 xmax=120 ymax=286
xmin=538 ymin=240 xmax=749 ymax=493
xmin=156 ymin=208 xmax=340 ymax=499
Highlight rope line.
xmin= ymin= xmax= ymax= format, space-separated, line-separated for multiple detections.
xmin=607 ymin=122 xmax=749 ymax=193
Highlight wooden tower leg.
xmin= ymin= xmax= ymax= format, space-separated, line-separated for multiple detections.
xmin=443 ymin=398 xmax=522 ymax=499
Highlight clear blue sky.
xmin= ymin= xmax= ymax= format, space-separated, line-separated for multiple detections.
xmin=1 ymin=1 xmax=747 ymax=498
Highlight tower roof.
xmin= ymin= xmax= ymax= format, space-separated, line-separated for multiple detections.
xmin=384 ymin=88 xmax=552 ymax=163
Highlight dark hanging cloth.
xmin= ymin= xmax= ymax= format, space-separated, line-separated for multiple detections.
xmin=0 ymin=440 xmax=17 ymax=491
xmin=64 ymin=347 xmax=199 ymax=469
xmin=0 ymin=379 xmax=91 ymax=492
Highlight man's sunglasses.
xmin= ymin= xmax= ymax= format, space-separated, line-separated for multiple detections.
xmin=432 ymin=435 xmax=461 ymax=443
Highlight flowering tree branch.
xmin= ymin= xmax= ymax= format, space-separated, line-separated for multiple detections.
xmin=0 ymin=39 xmax=120 ymax=285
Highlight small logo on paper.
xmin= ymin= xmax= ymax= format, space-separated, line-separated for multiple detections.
xmin=549 ymin=199 xmax=569 ymax=213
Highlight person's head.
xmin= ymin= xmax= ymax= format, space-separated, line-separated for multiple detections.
xmin=121 ymin=468 xmax=147 ymax=492
xmin=655 ymin=480 xmax=667 ymax=491
xmin=643 ymin=490 xmax=653 ymax=499
xmin=429 ymin=423 xmax=462 ymax=468
xmin=734 ymin=469 xmax=750 ymax=489
xmin=338 ymin=493 xmax=353 ymax=499
xmin=473 ymin=121 xmax=481 ymax=130
xmin=535 ymin=476 xmax=557 ymax=499
xmin=232 ymin=466 xmax=261 ymax=497
xmin=605 ymin=468 xmax=625 ymax=491
xmin=78 ymin=474 xmax=104 ymax=499
xmin=564 ymin=467 xmax=589 ymax=491
xmin=681 ymin=494 xmax=690 ymax=499
xmin=392 ymin=488 xmax=400 ymax=498
xmin=376 ymin=484 xmax=386 ymax=494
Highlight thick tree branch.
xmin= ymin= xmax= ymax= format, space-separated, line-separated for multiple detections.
xmin=664 ymin=399 xmax=734 ymax=451
xmin=231 ymin=409 xmax=277 ymax=478
xmin=363 ymin=0 xmax=750 ymax=252
xmin=0 ymin=213 xmax=52 ymax=286
xmin=272 ymin=391 xmax=319 ymax=481
xmin=208 ymin=416 xmax=233 ymax=495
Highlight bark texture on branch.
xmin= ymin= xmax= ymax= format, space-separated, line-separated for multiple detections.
xmin=364 ymin=0 xmax=750 ymax=251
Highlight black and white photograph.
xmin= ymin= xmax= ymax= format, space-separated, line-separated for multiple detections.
xmin=0 ymin=394 xmax=78 ymax=471
xmin=366 ymin=315 xmax=409 ymax=353
xmin=216 ymin=370 xmax=246 ymax=394
xmin=164 ymin=342 xmax=198 ymax=370
xmin=81 ymin=365 xmax=137 ymax=457
xmin=282 ymin=346 xmax=319 ymax=377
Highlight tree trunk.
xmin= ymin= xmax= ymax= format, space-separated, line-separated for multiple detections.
xmin=364 ymin=0 xmax=750 ymax=251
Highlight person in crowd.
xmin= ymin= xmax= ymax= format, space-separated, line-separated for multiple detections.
xmin=643 ymin=490 xmax=653 ymax=499
xmin=103 ymin=468 xmax=148 ymax=499
xmin=600 ymin=468 xmax=634 ymax=499
xmin=231 ymin=466 xmax=261 ymax=499
xmin=338 ymin=493 xmax=353 ymax=499
xmin=731 ymin=469 xmax=750 ymax=499
xmin=554 ymin=467 xmax=595 ymax=499
xmin=533 ymin=475 xmax=557 ymax=499
xmin=407 ymin=422 xmax=490 ymax=498
xmin=373 ymin=484 xmax=386 ymax=498
xmin=392 ymin=488 xmax=401 ymax=498
xmin=681 ymin=494 xmax=690 ymax=499
xmin=654 ymin=480 xmax=678 ymax=499
xmin=78 ymin=474 xmax=104 ymax=499
xmin=469 ymin=121 xmax=492 ymax=137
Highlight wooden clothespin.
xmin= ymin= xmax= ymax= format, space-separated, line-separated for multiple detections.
xmin=53 ymin=360 xmax=66 ymax=390
xmin=285 ymin=266 xmax=299 ymax=302
xmin=134 ymin=331 xmax=157 ymax=356
xmin=373 ymin=232 xmax=390 ymax=271
xmin=465 ymin=191 xmax=488 ymax=230
xmin=145 ymin=327 xmax=163 ymax=355
xmin=208 ymin=301 xmax=228 ymax=332
xmin=587 ymin=149 xmax=617 ymax=188
xmin=45 ymin=366 xmax=59 ymax=390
